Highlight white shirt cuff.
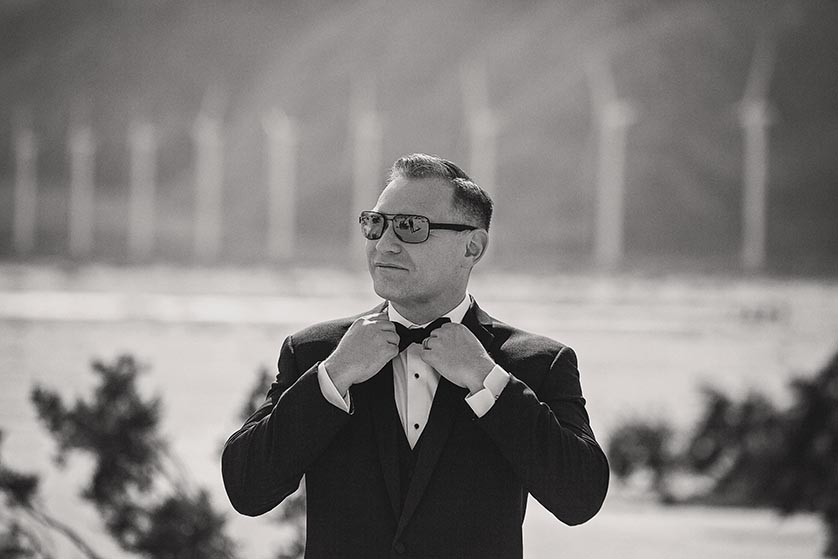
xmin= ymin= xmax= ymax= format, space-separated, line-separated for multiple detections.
xmin=317 ymin=362 xmax=351 ymax=413
xmin=465 ymin=365 xmax=510 ymax=418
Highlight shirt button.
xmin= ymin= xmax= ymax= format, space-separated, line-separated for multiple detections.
xmin=413 ymin=423 xmax=420 ymax=430
xmin=413 ymin=373 xmax=420 ymax=379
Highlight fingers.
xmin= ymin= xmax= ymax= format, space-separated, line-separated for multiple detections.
xmin=361 ymin=311 xmax=395 ymax=329
xmin=356 ymin=313 xmax=399 ymax=349
xmin=422 ymin=330 xmax=444 ymax=351
xmin=373 ymin=319 xmax=397 ymax=337
xmin=423 ymin=322 xmax=460 ymax=344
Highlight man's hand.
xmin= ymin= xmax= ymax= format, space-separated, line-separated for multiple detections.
xmin=420 ymin=323 xmax=495 ymax=394
xmin=323 ymin=311 xmax=399 ymax=396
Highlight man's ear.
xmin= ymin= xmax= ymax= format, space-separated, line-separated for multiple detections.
xmin=464 ymin=230 xmax=489 ymax=264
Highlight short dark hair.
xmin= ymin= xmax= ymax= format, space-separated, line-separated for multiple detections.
xmin=388 ymin=153 xmax=494 ymax=231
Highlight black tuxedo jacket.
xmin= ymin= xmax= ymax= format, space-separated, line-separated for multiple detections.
xmin=222 ymin=299 xmax=608 ymax=559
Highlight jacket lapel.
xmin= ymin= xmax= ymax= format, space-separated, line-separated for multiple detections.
xmin=462 ymin=298 xmax=496 ymax=354
xmin=393 ymin=299 xmax=496 ymax=539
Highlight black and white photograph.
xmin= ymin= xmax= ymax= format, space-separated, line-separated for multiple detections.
xmin=1 ymin=1 xmax=837 ymax=558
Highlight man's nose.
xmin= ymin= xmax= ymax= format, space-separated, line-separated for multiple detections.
xmin=375 ymin=222 xmax=402 ymax=253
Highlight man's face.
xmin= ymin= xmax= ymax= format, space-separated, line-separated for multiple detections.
xmin=366 ymin=177 xmax=471 ymax=312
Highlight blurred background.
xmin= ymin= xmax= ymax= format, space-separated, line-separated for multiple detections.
xmin=1 ymin=1 xmax=837 ymax=558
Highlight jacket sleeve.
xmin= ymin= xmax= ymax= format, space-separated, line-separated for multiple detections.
xmin=221 ymin=334 xmax=351 ymax=516
xmin=476 ymin=345 xmax=609 ymax=525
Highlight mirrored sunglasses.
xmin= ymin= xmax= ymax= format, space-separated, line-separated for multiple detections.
xmin=359 ymin=210 xmax=477 ymax=244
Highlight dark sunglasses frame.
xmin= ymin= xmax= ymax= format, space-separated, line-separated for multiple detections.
xmin=359 ymin=210 xmax=478 ymax=244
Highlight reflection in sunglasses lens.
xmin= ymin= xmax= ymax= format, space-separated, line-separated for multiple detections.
xmin=394 ymin=216 xmax=427 ymax=242
xmin=360 ymin=212 xmax=430 ymax=243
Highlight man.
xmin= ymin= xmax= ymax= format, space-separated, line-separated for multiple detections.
xmin=222 ymin=153 xmax=608 ymax=558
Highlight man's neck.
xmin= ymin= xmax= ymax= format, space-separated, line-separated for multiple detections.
xmin=390 ymin=292 xmax=468 ymax=326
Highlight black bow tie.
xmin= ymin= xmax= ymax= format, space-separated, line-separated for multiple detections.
xmin=394 ymin=317 xmax=450 ymax=352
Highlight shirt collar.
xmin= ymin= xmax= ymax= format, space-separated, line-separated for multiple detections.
xmin=387 ymin=291 xmax=471 ymax=328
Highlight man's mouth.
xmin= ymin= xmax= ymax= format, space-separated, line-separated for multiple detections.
xmin=375 ymin=263 xmax=408 ymax=271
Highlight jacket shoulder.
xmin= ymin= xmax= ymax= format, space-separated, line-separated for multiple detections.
xmin=286 ymin=305 xmax=384 ymax=351
xmin=489 ymin=316 xmax=573 ymax=363
xmin=486 ymin=315 xmax=581 ymax=399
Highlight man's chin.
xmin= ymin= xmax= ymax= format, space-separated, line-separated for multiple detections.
xmin=371 ymin=277 xmax=404 ymax=302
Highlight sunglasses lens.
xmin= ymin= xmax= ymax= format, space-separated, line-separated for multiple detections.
xmin=359 ymin=212 xmax=430 ymax=243
xmin=359 ymin=212 xmax=384 ymax=240
xmin=392 ymin=215 xmax=429 ymax=243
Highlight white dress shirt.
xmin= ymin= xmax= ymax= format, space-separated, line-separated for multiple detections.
xmin=318 ymin=293 xmax=510 ymax=448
